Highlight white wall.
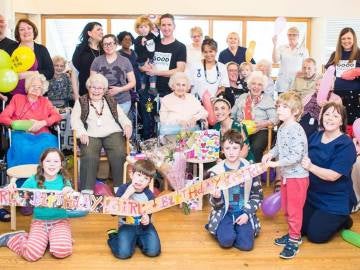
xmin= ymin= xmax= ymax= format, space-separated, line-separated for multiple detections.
xmin=10 ymin=0 xmax=360 ymax=17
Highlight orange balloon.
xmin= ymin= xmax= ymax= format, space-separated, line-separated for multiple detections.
xmin=245 ymin=41 xmax=256 ymax=63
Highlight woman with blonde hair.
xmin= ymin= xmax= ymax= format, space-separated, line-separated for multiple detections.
xmin=186 ymin=26 xmax=204 ymax=68
xmin=218 ymin=32 xmax=255 ymax=65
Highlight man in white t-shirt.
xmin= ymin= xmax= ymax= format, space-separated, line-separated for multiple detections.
xmin=139 ymin=13 xmax=187 ymax=139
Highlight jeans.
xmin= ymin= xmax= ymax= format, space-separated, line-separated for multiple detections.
xmin=216 ymin=212 xmax=255 ymax=251
xmin=80 ymin=132 xmax=125 ymax=190
xmin=108 ymin=223 xmax=161 ymax=259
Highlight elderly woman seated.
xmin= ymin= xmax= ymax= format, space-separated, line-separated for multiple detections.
xmin=231 ymin=71 xmax=277 ymax=162
xmin=159 ymin=72 xmax=208 ymax=135
xmin=71 ymin=73 xmax=132 ymax=193
xmin=0 ymin=72 xmax=62 ymax=167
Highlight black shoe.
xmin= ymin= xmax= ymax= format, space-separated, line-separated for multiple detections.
xmin=343 ymin=217 xmax=353 ymax=230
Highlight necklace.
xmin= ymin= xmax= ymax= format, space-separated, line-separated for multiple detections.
xmin=90 ymin=46 xmax=101 ymax=59
xmin=89 ymin=98 xmax=105 ymax=126
xmin=203 ymin=60 xmax=220 ymax=84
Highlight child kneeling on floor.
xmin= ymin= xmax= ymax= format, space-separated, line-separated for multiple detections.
xmin=205 ymin=130 xmax=263 ymax=251
xmin=107 ymin=159 xmax=161 ymax=259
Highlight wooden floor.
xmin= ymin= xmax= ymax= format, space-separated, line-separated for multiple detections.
xmin=0 ymin=187 xmax=359 ymax=270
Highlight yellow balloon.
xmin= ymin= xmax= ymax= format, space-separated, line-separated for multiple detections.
xmin=242 ymin=120 xmax=256 ymax=135
xmin=0 ymin=49 xmax=12 ymax=69
xmin=245 ymin=41 xmax=256 ymax=63
xmin=0 ymin=68 xmax=19 ymax=93
xmin=11 ymin=46 xmax=35 ymax=73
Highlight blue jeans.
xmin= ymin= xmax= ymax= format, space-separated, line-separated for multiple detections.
xmin=108 ymin=223 xmax=161 ymax=259
xmin=216 ymin=212 xmax=255 ymax=251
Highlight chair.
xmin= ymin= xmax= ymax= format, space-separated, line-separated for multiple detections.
xmin=264 ymin=125 xmax=274 ymax=187
xmin=73 ymin=130 xmax=130 ymax=191
xmin=7 ymin=164 xmax=37 ymax=230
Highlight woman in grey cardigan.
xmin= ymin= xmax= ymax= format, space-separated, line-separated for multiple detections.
xmin=232 ymin=71 xmax=277 ymax=162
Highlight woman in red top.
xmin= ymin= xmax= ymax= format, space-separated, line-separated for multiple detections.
xmin=0 ymin=72 xmax=61 ymax=134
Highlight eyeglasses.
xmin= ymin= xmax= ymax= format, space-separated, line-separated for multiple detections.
xmin=103 ymin=42 xmax=115 ymax=48
xmin=89 ymin=86 xmax=104 ymax=91
xmin=287 ymin=34 xmax=299 ymax=37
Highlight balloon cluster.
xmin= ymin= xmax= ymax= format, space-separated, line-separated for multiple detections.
xmin=0 ymin=47 xmax=35 ymax=93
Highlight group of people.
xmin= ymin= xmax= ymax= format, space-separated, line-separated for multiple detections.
xmin=0 ymin=12 xmax=359 ymax=262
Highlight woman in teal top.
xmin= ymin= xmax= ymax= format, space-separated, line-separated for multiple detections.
xmin=213 ymin=97 xmax=255 ymax=162
xmin=0 ymin=148 xmax=74 ymax=262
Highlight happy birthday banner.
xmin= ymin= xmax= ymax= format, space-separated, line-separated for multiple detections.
xmin=0 ymin=163 xmax=265 ymax=216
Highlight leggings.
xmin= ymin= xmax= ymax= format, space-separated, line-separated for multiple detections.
xmin=7 ymin=219 xmax=72 ymax=261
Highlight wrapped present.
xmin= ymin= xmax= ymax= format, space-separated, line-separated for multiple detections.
xmin=184 ymin=129 xmax=220 ymax=160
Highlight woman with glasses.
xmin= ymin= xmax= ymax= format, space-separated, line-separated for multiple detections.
xmin=231 ymin=71 xmax=277 ymax=162
xmin=186 ymin=26 xmax=204 ymax=69
xmin=272 ymin=27 xmax=309 ymax=94
xmin=188 ymin=37 xmax=229 ymax=99
xmin=71 ymin=73 xmax=132 ymax=193
xmin=91 ymin=34 xmax=136 ymax=114
xmin=0 ymin=72 xmax=61 ymax=167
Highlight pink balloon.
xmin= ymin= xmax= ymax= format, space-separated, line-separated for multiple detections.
xmin=261 ymin=192 xmax=281 ymax=217
xmin=353 ymin=118 xmax=360 ymax=141
xmin=94 ymin=181 xmax=114 ymax=196
xmin=317 ymin=65 xmax=335 ymax=105
xmin=274 ymin=17 xmax=287 ymax=35
xmin=202 ymin=90 xmax=216 ymax=126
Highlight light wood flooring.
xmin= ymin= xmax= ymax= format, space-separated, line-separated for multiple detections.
xmin=0 ymin=187 xmax=359 ymax=270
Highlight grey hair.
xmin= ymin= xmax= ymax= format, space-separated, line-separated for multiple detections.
xmin=247 ymin=71 xmax=268 ymax=88
xmin=256 ymin=59 xmax=272 ymax=77
xmin=25 ymin=71 xmax=49 ymax=95
xmin=168 ymin=72 xmax=191 ymax=90
xmin=86 ymin=73 xmax=109 ymax=90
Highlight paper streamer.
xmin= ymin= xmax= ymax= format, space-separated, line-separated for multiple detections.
xmin=0 ymin=163 xmax=266 ymax=216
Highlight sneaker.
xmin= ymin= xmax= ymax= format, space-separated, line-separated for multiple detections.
xmin=106 ymin=229 xmax=118 ymax=235
xmin=0 ymin=231 xmax=25 ymax=247
xmin=279 ymin=239 xmax=299 ymax=259
xmin=274 ymin=234 xmax=302 ymax=246
xmin=106 ymin=229 xmax=118 ymax=239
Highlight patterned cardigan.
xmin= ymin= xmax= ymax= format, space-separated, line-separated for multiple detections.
xmin=205 ymin=159 xmax=263 ymax=236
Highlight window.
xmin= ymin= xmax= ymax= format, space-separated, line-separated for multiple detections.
xmin=325 ymin=18 xmax=360 ymax=63
xmin=45 ymin=18 xmax=107 ymax=60
xmin=173 ymin=18 xmax=209 ymax=45
xmin=213 ymin=20 xmax=242 ymax=53
xmin=246 ymin=20 xmax=308 ymax=63
xmin=43 ymin=15 xmax=311 ymax=70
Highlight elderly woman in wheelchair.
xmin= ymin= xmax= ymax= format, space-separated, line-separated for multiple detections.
xmin=159 ymin=72 xmax=208 ymax=138
xmin=71 ymin=73 xmax=132 ymax=194
xmin=0 ymin=72 xmax=62 ymax=168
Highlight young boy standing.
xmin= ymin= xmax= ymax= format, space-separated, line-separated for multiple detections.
xmin=107 ymin=159 xmax=161 ymax=259
xmin=262 ymin=91 xmax=309 ymax=259
xmin=206 ymin=130 xmax=263 ymax=251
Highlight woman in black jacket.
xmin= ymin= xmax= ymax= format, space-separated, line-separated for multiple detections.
xmin=72 ymin=22 xmax=103 ymax=98
xmin=12 ymin=18 xmax=54 ymax=96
